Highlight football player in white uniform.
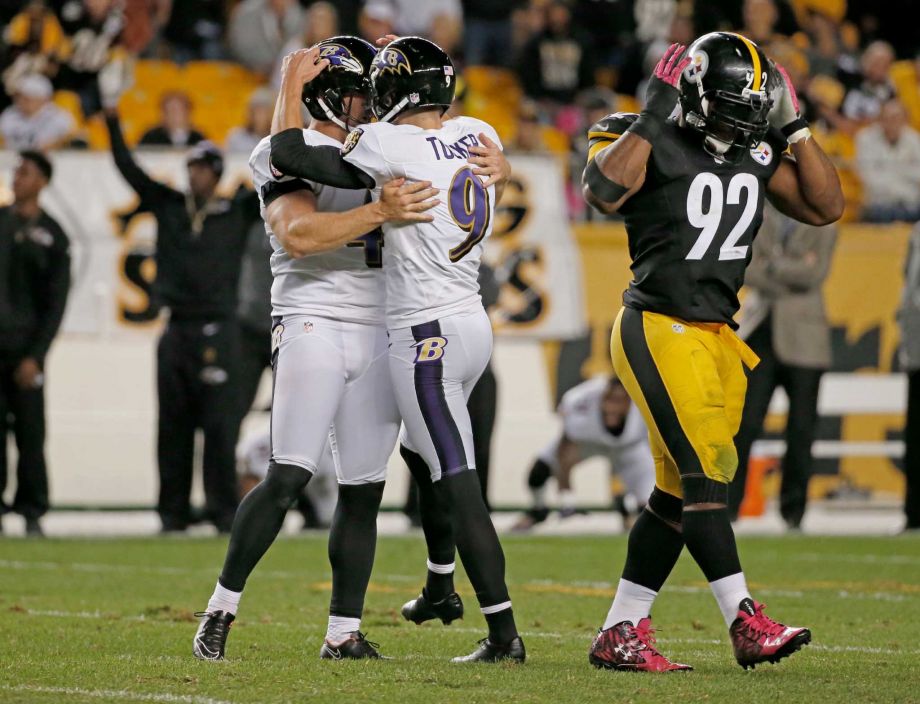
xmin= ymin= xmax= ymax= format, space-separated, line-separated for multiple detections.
xmin=270 ymin=37 xmax=524 ymax=663
xmin=193 ymin=37 xmax=441 ymax=662
xmin=513 ymin=376 xmax=655 ymax=531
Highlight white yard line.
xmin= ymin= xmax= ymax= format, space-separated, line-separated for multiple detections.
xmin=0 ymin=684 xmax=232 ymax=704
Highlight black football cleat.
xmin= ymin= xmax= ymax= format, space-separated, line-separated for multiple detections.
xmin=192 ymin=610 xmax=234 ymax=661
xmin=451 ymin=636 xmax=526 ymax=663
xmin=319 ymin=632 xmax=386 ymax=660
xmin=401 ymin=589 xmax=464 ymax=625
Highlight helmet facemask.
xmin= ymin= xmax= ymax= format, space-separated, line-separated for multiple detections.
xmin=305 ymin=73 xmax=372 ymax=133
xmin=685 ymin=88 xmax=772 ymax=163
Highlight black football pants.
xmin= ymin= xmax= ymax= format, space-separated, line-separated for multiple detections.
xmin=157 ymin=318 xmax=241 ymax=530
xmin=0 ymin=355 xmax=49 ymax=519
xmin=730 ymin=319 xmax=823 ymax=526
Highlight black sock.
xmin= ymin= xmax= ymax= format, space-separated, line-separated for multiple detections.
xmin=622 ymin=487 xmax=684 ymax=591
xmin=328 ymin=481 xmax=385 ymax=619
xmin=681 ymin=477 xmax=742 ymax=582
xmin=527 ymin=459 xmax=553 ymax=489
xmin=441 ymin=469 xmax=517 ymax=643
xmin=485 ymin=607 xmax=518 ymax=645
xmin=218 ymin=461 xmax=310 ymax=591
xmin=401 ymin=445 xmax=456 ymax=601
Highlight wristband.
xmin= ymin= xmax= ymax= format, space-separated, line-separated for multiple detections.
xmin=782 ymin=117 xmax=810 ymax=144
xmin=584 ymin=158 xmax=629 ymax=203
xmin=628 ymin=112 xmax=664 ymax=145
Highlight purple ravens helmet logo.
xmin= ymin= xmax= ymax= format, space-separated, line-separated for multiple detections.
xmin=319 ymin=43 xmax=364 ymax=74
xmin=373 ymin=46 xmax=412 ymax=76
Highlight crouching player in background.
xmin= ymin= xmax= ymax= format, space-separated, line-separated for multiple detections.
xmin=513 ymin=376 xmax=654 ymax=531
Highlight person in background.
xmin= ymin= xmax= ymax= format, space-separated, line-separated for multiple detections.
xmin=510 ymin=99 xmax=548 ymax=152
xmin=271 ymin=1 xmax=339 ymax=90
xmin=101 ymin=64 xmax=261 ymax=533
xmin=1 ymin=0 xmax=65 ymax=112
xmin=512 ymin=375 xmax=655 ymax=532
xmin=364 ymin=0 xmax=463 ymax=54
xmin=835 ymin=40 xmax=896 ymax=131
xmin=0 ymin=74 xmax=76 ymax=149
xmin=225 ymin=87 xmax=274 ymax=154
xmin=898 ymin=224 xmax=920 ymax=532
xmin=53 ymin=0 xmax=127 ymax=116
xmin=228 ymin=0 xmax=303 ymax=76
xmin=730 ymin=203 xmax=838 ymax=529
xmin=517 ymin=0 xmax=597 ymax=110
xmin=139 ymin=91 xmax=205 ymax=147
xmin=357 ymin=2 xmax=395 ymax=48
xmin=855 ymin=98 xmax=920 ymax=223
xmin=0 ymin=151 xmax=71 ymax=537
xmin=462 ymin=0 xmax=519 ymax=67
xmin=161 ymin=0 xmax=226 ymax=63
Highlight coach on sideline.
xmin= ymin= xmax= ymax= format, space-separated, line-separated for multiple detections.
xmin=0 ymin=151 xmax=71 ymax=537
xmin=100 ymin=66 xmax=261 ymax=533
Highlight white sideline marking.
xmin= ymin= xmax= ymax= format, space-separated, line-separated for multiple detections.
xmin=0 ymin=684 xmax=232 ymax=704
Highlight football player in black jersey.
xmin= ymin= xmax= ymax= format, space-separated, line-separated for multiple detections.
xmin=582 ymin=33 xmax=844 ymax=672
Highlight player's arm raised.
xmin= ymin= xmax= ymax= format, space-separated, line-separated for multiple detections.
xmin=765 ymin=62 xmax=845 ymax=226
xmin=270 ymin=48 xmax=375 ymax=190
xmin=582 ymin=44 xmax=689 ymax=214
xmin=266 ymin=178 xmax=439 ymax=260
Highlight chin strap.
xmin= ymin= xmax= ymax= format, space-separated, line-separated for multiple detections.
xmin=378 ymin=96 xmax=411 ymax=123
xmin=317 ymin=95 xmax=352 ymax=133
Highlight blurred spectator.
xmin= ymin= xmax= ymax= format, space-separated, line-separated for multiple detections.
xmin=839 ymin=41 xmax=896 ymax=125
xmin=572 ymin=0 xmax=636 ymax=77
xmin=694 ymin=0 xmax=799 ymax=35
xmin=357 ymin=2 xmax=395 ymax=47
xmin=801 ymin=9 xmax=854 ymax=78
xmin=362 ymin=0 xmax=462 ymax=53
xmin=272 ymin=1 xmax=339 ymax=89
xmin=54 ymin=0 xmax=128 ymax=116
xmin=225 ymin=87 xmax=274 ymax=153
xmin=0 ymin=74 xmax=76 ymax=149
xmin=633 ymin=0 xmax=676 ymax=43
xmin=898 ymin=224 xmax=920 ymax=532
xmin=855 ymin=99 xmax=920 ymax=223
xmin=228 ymin=0 xmax=304 ymax=76
xmin=0 ymin=151 xmax=71 ymax=537
xmin=161 ymin=0 xmax=225 ymax=62
xmin=517 ymin=0 xmax=597 ymax=107
xmin=1 ymin=1 xmax=65 ymax=112
xmin=510 ymin=99 xmax=548 ymax=152
xmin=138 ymin=90 xmax=205 ymax=147
xmin=730 ymin=204 xmax=837 ymax=529
xmin=462 ymin=0 xmax=519 ymax=67
xmin=741 ymin=0 xmax=785 ymax=49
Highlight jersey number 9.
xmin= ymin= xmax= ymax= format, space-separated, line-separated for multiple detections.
xmin=447 ymin=166 xmax=491 ymax=262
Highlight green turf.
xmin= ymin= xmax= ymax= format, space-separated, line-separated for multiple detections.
xmin=1 ymin=533 xmax=918 ymax=704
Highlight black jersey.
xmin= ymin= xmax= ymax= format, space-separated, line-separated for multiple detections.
xmin=588 ymin=112 xmax=787 ymax=326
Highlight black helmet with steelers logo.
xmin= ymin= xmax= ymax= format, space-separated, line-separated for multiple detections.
xmin=371 ymin=36 xmax=456 ymax=123
xmin=678 ymin=32 xmax=775 ymax=162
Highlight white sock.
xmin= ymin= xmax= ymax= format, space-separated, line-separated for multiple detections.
xmin=709 ymin=572 xmax=752 ymax=627
xmin=603 ymin=579 xmax=657 ymax=630
xmin=206 ymin=581 xmax=242 ymax=616
xmin=326 ymin=615 xmax=361 ymax=644
xmin=426 ymin=559 xmax=455 ymax=574
xmin=559 ymin=489 xmax=575 ymax=512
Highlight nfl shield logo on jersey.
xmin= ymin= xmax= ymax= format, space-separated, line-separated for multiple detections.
xmin=749 ymin=141 xmax=773 ymax=165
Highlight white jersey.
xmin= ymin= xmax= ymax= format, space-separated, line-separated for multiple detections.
xmin=250 ymin=131 xmax=385 ymax=324
xmin=558 ymin=377 xmax=648 ymax=452
xmin=341 ymin=116 xmax=501 ymax=329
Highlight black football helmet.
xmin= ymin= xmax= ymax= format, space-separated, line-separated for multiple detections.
xmin=371 ymin=36 xmax=455 ymax=122
xmin=302 ymin=36 xmax=376 ymax=132
xmin=678 ymin=32 xmax=774 ymax=162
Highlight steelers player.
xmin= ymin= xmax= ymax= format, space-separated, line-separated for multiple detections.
xmin=582 ymin=34 xmax=844 ymax=671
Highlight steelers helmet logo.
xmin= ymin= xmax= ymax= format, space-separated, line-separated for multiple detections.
xmin=749 ymin=141 xmax=773 ymax=165
xmin=373 ymin=47 xmax=412 ymax=76
xmin=319 ymin=43 xmax=364 ymax=74
xmin=683 ymin=49 xmax=709 ymax=84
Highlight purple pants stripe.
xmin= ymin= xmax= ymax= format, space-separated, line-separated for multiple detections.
xmin=411 ymin=320 xmax=468 ymax=474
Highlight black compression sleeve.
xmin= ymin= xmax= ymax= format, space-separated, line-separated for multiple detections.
xmin=269 ymin=129 xmax=375 ymax=190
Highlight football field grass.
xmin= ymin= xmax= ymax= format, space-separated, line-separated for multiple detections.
xmin=1 ymin=532 xmax=918 ymax=704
